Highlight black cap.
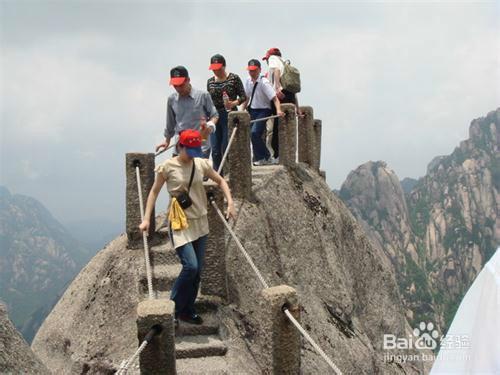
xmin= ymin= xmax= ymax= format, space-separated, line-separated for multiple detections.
xmin=209 ymin=54 xmax=226 ymax=70
xmin=247 ymin=59 xmax=261 ymax=70
xmin=170 ymin=66 xmax=189 ymax=85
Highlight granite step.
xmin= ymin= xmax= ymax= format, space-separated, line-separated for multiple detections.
xmin=139 ymin=264 xmax=181 ymax=293
xmin=175 ymin=311 xmax=219 ymax=337
xmin=149 ymin=243 xmax=178 ymax=266
xmin=144 ymin=291 xmax=221 ymax=314
xmin=176 ymin=356 xmax=229 ymax=374
xmin=175 ymin=334 xmax=228 ymax=359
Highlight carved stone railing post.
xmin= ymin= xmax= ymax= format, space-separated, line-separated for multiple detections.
xmin=259 ymin=285 xmax=301 ymax=374
xmin=278 ymin=103 xmax=297 ymax=167
xmin=228 ymin=111 xmax=252 ymax=200
xmin=312 ymin=119 xmax=322 ymax=172
xmin=137 ymin=299 xmax=176 ymax=374
xmin=202 ymin=183 xmax=227 ymax=299
xmin=126 ymin=153 xmax=155 ymax=246
xmin=297 ymin=106 xmax=315 ymax=166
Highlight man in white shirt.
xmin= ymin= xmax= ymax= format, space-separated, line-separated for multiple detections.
xmin=242 ymin=59 xmax=284 ymax=166
xmin=263 ymin=48 xmax=302 ymax=160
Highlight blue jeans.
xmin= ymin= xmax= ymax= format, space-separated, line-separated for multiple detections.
xmin=170 ymin=234 xmax=208 ymax=316
xmin=248 ymin=108 xmax=272 ymax=161
xmin=210 ymin=109 xmax=229 ymax=173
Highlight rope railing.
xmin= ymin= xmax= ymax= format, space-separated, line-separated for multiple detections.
xmin=134 ymin=161 xmax=154 ymax=300
xmin=207 ymin=194 xmax=342 ymax=375
xmin=116 ymin=325 xmax=162 ymax=375
xmin=155 ymin=143 xmax=175 ymax=158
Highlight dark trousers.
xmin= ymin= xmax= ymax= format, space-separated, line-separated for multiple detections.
xmin=210 ymin=109 xmax=229 ymax=173
xmin=170 ymin=234 xmax=208 ymax=316
xmin=248 ymin=108 xmax=272 ymax=161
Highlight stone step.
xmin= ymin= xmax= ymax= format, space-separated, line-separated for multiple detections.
xmin=175 ymin=334 xmax=228 ymax=359
xmin=176 ymin=356 xmax=229 ymax=374
xmin=149 ymin=243 xmax=178 ymax=265
xmin=145 ymin=292 xmax=221 ymax=314
xmin=139 ymin=264 xmax=181 ymax=293
xmin=175 ymin=311 xmax=219 ymax=337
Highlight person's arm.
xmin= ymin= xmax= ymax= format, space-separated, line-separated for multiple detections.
xmin=205 ymin=92 xmax=219 ymax=130
xmin=272 ymin=96 xmax=284 ymax=117
xmin=204 ymin=168 xmax=236 ymax=220
xmin=139 ymin=173 xmax=166 ymax=233
xmin=234 ymin=75 xmax=247 ymax=108
xmin=156 ymin=97 xmax=175 ymax=151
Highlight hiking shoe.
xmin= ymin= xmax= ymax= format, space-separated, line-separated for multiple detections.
xmin=268 ymin=157 xmax=279 ymax=165
xmin=253 ymin=159 xmax=267 ymax=166
xmin=178 ymin=313 xmax=204 ymax=325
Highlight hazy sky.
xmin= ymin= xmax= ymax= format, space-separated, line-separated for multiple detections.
xmin=1 ymin=0 xmax=499 ymax=225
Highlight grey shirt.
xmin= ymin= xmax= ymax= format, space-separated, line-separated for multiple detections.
xmin=165 ymin=87 xmax=218 ymax=152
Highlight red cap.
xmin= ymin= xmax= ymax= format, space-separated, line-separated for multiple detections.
xmin=262 ymin=47 xmax=281 ymax=61
xmin=178 ymin=129 xmax=202 ymax=148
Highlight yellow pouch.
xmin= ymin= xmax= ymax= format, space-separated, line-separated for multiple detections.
xmin=168 ymin=197 xmax=189 ymax=230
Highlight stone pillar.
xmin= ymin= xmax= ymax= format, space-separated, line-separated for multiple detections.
xmin=137 ymin=299 xmax=176 ymax=375
xmin=228 ymin=111 xmax=252 ymax=200
xmin=259 ymin=285 xmax=301 ymax=374
xmin=312 ymin=119 xmax=322 ymax=171
xmin=278 ymin=104 xmax=297 ymax=167
xmin=202 ymin=183 xmax=227 ymax=299
xmin=297 ymin=106 xmax=315 ymax=166
xmin=126 ymin=153 xmax=155 ymax=246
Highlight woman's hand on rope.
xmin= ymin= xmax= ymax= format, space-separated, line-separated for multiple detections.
xmin=139 ymin=219 xmax=150 ymax=234
xmin=226 ymin=201 xmax=236 ymax=221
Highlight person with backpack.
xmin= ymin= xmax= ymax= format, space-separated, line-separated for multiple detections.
xmin=207 ymin=54 xmax=247 ymax=173
xmin=156 ymin=66 xmax=219 ymax=159
xmin=242 ymin=59 xmax=284 ymax=166
xmin=263 ymin=48 xmax=303 ymax=160
xmin=140 ymin=129 xmax=236 ymax=326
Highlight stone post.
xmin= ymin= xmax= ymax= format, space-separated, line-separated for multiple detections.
xmin=312 ymin=119 xmax=322 ymax=172
xmin=228 ymin=111 xmax=252 ymax=200
xmin=202 ymin=183 xmax=227 ymax=299
xmin=297 ymin=106 xmax=315 ymax=166
xmin=259 ymin=285 xmax=301 ymax=374
xmin=137 ymin=299 xmax=176 ymax=375
xmin=278 ymin=104 xmax=297 ymax=167
xmin=126 ymin=153 xmax=155 ymax=246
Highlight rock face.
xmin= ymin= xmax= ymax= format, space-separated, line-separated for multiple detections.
xmin=339 ymin=108 xmax=499 ymax=331
xmin=0 ymin=186 xmax=92 ymax=342
xmin=32 ymin=163 xmax=429 ymax=374
xmin=0 ymin=301 xmax=50 ymax=374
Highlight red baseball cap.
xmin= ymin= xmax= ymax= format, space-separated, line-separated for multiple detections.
xmin=262 ymin=47 xmax=281 ymax=61
xmin=247 ymin=59 xmax=261 ymax=71
xmin=170 ymin=66 xmax=189 ymax=86
xmin=178 ymin=129 xmax=203 ymax=157
xmin=209 ymin=54 xmax=226 ymax=70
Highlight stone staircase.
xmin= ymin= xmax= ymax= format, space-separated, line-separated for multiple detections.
xmin=136 ymin=164 xmax=283 ymax=372
xmin=139 ymin=240 xmax=228 ymax=373
xmin=251 ymin=164 xmax=284 ymax=187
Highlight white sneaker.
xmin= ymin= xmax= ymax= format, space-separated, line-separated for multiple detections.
xmin=253 ymin=159 xmax=267 ymax=166
xmin=268 ymin=157 xmax=279 ymax=165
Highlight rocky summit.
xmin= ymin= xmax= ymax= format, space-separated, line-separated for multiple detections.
xmin=31 ymin=163 xmax=430 ymax=374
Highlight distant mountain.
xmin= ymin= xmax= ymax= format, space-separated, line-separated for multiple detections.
xmin=338 ymin=108 xmax=499 ymax=333
xmin=0 ymin=186 xmax=94 ymax=342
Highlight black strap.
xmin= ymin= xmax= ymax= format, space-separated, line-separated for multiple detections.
xmin=247 ymin=80 xmax=259 ymax=110
xmin=187 ymin=159 xmax=195 ymax=194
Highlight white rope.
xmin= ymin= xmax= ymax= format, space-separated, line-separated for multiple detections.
xmin=210 ymin=200 xmax=269 ymax=289
xmin=217 ymin=127 xmax=238 ymax=174
xmin=135 ymin=166 xmax=154 ymax=300
xmin=210 ymin=199 xmax=342 ymax=374
xmin=249 ymin=113 xmax=283 ymax=124
xmin=284 ymin=308 xmax=343 ymax=375
xmin=116 ymin=340 xmax=148 ymax=375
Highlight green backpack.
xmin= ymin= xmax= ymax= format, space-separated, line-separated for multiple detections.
xmin=280 ymin=58 xmax=301 ymax=94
